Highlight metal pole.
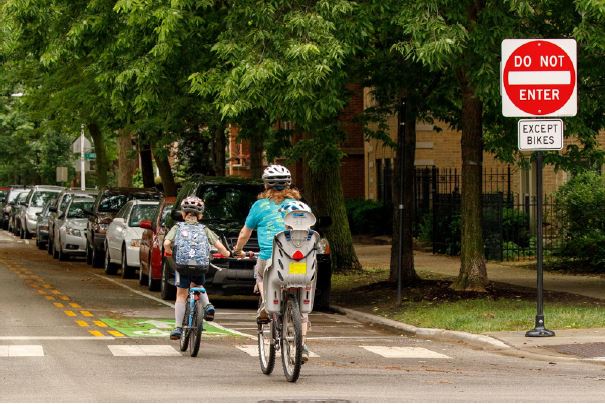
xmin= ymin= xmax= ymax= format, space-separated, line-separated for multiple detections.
xmin=526 ymin=151 xmax=554 ymax=337
xmin=396 ymin=99 xmax=406 ymax=305
xmin=80 ymin=124 xmax=86 ymax=190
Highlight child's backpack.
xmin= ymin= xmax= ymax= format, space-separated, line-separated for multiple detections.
xmin=173 ymin=222 xmax=210 ymax=276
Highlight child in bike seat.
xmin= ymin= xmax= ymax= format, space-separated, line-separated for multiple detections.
xmin=163 ymin=196 xmax=231 ymax=340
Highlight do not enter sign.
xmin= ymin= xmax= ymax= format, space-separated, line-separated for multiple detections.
xmin=501 ymin=39 xmax=577 ymax=117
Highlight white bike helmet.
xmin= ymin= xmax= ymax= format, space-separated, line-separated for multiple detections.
xmin=181 ymin=196 xmax=205 ymax=214
xmin=279 ymin=200 xmax=312 ymax=215
xmin=262 ymin=164 xmax=291 ymax=189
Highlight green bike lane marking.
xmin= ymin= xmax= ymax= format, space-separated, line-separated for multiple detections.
xmin=100 ymin=318 xmax=240 ymax=338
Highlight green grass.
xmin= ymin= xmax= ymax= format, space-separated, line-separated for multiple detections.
xmin=332 ymin=267 xmax=605 ymax=333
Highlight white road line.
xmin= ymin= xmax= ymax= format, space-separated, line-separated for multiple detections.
xmin=236 ymin=345 xmax=319 ymax=358
xmin=92 ymin=273 xmax=255 ymax=339
xmin=0 ymin=345 xmax=44 ymax=357
xmin=361 ymin=345 xmax=450 ymax=359
xmin=0 ymin=336 xmax=115 ymax=340
xmin=108 ymin=345 xmax=181 ymax=357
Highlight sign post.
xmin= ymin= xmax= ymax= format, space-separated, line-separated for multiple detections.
xmin=80 ymin=125 xmax=86 ymax=190
xmin=503 ymin=38 xmax=577 ymax=338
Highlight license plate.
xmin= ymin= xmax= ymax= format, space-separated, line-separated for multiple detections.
xmin=289 ymin=262 xmax=307 ymax=275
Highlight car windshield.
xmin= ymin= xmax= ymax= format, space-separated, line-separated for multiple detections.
xmin=196 ymin=185 xmax=259 ymax=222
xmin=129 ymin=204 xmax=158 ymax=227
xmin=98 ymin=194 xmax=129 ymax=213
xmin=68 ymin=201 xmax=94 ymax=218
xmin=9 ymin=190 xmax=28 ymax=203
xmin=31 ymin=191 xmax=60 ymax=207
xmin=161 ymin=205 xmax=174 ymax=226
xmin=0 ymin=191 xmax=6 ymax=200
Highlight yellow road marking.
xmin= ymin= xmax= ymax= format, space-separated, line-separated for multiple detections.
xmin=59 ymin=296 xmax=70 ymax=301
xmin=69 ymin=303 xmax=81 ymax=308
xmin=93 ymin=321 xmax=108 ymax=328
xmin=108 ymin=330 xmax=125 ymax=337
xmin=80 ymin=310 xmax=93 ymax=317
xmin=75 ymin=320 xmax=89 ymax=327
xmin=51 ymin=290 xmax=61 ymax=295
xmin=43 ymin=284 xmax=52 ymax=288
xmin=53 ymin=302 xmax=64 ymax=308
xmin=64 ymin=310 xmax=76 ymax=317
xmin=89 ymin=330 xmax=104 ymax=337
xmin=45 ymin=296 xmax=55 ymax=301
xmin=36 ymin=289 xmax=47 ymax=295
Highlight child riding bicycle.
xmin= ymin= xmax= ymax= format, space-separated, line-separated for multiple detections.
xmin=164 ymin=196 xmax=231 ymax=340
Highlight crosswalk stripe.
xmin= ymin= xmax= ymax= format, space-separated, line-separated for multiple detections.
xmin=236 ymin=345 xmax=319 ymax=358
xmin=108 ymin=345 xmax=181 ymax=357
xmin=0 ymin=345 xmax=44 ymax=357
xmin=360 ymin=345 xmax=450 ymax=359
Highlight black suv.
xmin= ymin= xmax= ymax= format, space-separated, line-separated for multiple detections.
xmin=85 ymin=187 xmax=162 ymax=267
xmin=160 ymin=176 xmax=332 ymax=310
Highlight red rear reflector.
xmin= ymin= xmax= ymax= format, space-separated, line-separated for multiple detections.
xmin=292 ymin=250 xmax=304 ymax=261
xmin=212 ymin=253 xmax=225 ymax=258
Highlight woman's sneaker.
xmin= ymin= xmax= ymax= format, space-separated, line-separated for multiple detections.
xmin=170 ymin=327 xmax=182 ymax=340
xmin=301 ymin=344 xmax=310 ymax=364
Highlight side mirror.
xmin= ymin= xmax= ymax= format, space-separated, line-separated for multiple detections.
xmin=139 ymin=219 xmax=153 ymax=230
xmin=35 ymin=212 xmax=41 ymax=217
xmin=58 ymin=213 xmax=65 ymax=220
xmin=19 ymin=201 xmax=27 ymax=206
xmin=49 ymin=207 xmax=57 ymax=213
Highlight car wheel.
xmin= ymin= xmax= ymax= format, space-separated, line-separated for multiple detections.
xmin=58 ymin=239 xmax=67 ymax=261
xmin=138 ymin=259 xmax=148 ymax=286
xmin=52 ymin=239 xmax=59 ymax=259
xmin=23 ymin=227 xmax=30 ymax=239
xmin=160 ymin=259 xmax=176 ymax=300
xmin=104 ymin=243 xmax=118 ymax=275
xmin=47 ymin=235 xmax=53 ymax=254
xmin=91 ymin=244 xmax=104 ymax=268
xmin=35 ymin=235 xmax=40 ymax=247
xmin=19 ymin=226 xmax=25 ymax=239
xmin=121 ymin=247 xmax=134 ymax=279
xmin=148 ymin=252 xmax=161 ymax=291
xmin=85 ymin=241 xmax=93 ymax=265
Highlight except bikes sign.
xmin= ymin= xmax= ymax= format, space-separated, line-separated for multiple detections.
xmin=501 ymin=39 xmax=577 ymax=117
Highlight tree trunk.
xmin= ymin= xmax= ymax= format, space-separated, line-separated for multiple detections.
xmin=389 ymin=97 xmax=419 ymax=284
xmin=139 ymin=136 xmax=155 ymax=188
xmin=117 ymin=130 xmax=137 ymax=187
xmin=87 ymin=122 xmax=108 ymax=187
xmin=212 ymin=124 xmax=226 ymax=177
xmin=249 ymin=131 xmax=264 ymax=178
xmin=452 ymin=76 xmax=488 ymax=292
xmin=304 ymin=155 xmax=362 ymax=273
xmin=153 ymin=144 xmax=178 ymax=196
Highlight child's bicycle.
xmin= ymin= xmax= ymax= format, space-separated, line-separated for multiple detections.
xmin=179 ymin=285 xmax=207 ymax=357
xmin=257 ymin=208 xmax=319 ymax=382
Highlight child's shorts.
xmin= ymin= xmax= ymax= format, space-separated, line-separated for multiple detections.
xmin=175 ymin=271 xmax=206 ymax=288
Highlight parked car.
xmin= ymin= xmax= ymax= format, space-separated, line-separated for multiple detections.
xmin=51 ymin=193 xmax=96 ymax=259
xmin=85 ymin=187 xmax=162 ymax=268
xmin=139 ymin=196 xmax=175 ymax=291
xmin=8 ymin=189 xmax=31 ymax=235
xmin=18 ymin=185 xmax=64 ymax=239
xmin=48 ymin=188 xmax=98 ymax=255
xmin=1 ymin=186 xmax=26 ymax=230
xmin=105 ymin=199 xmax=159 ymax=278
xmin=35 ymin=198 xmax=56 ymax=249
xmin=54 ymin=196 xmax=95 ymax=261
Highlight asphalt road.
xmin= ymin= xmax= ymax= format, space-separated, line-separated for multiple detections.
xmin=1 ymin=230 xmax=604 ymax=402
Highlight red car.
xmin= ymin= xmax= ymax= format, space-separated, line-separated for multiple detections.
xmin=138 ymin=196 xmax=175 ymax=291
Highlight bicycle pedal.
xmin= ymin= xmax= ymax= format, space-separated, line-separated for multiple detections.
xmin=256 ymin=318 xmax=271 ymax=325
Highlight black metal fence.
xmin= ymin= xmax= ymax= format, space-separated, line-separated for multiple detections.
xmin=414 ymin=166 xmax=562 ymax=261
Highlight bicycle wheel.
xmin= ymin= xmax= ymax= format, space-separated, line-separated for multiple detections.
xmin=179 ymin=298 xmax=191 ymax=352
xmin=257 ymin=301 xmax=276 ymax=375
xmin=189 ymin=300 xmax=204 ymax=357
xmin=280 ymin=295 xmax=303 ymax=382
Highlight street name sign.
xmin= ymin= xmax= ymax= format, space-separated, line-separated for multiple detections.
xmin=518 ymin=119 xmax=563 ymax=151
xmin=502 ymin=39 xmax=577 ymax=117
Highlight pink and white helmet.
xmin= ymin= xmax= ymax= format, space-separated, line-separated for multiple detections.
xmin=181 ymin=196 xmax=205 ymax=214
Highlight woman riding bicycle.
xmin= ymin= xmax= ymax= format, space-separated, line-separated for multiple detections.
xmin=164 ymin=196 xmax=231 ymax=340
xmin=232 ymin=164 xmax=311 ymax=362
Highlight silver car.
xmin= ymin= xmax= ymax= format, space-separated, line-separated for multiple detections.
xmin=53 ymin=197 xmax=95 ymax=261
xmin=19 ymin=185 xmax=63 ymax=239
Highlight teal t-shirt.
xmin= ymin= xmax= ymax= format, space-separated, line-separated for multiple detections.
xmin=245 ymin=198 xmax=294 ymax=260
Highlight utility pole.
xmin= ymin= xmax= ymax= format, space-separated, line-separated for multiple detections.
xmin=80 ymin=124 xmax=86 ymax=190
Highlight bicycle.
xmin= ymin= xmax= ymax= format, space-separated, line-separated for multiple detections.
xmin=257 ymin=209 xmax=319 ymax=382
xmin=179 ymin=285 xmax=207 ymax=357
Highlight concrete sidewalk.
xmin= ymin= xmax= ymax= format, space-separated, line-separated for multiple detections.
xmin=342 ymin=243 xmax=605 ymax=362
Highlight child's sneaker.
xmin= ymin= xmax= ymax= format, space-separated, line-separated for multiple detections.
xmin=203 ymin=304 xmax=215 ymax=321
xmin=256 ymin=303 xmax=269 ymax=323
xmin=170 ymin=327 xmax=182 ymax=340
xmin=301 ymin=344 xmax=310 ymax=364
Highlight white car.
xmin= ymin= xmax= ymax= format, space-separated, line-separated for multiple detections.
xmin=20 ymin=185 xmax=63 ymax=239
xmin=105 ymin=199 xmax=159 ymax=278
xmin=54 ymin=197 xmax=95 ymax=261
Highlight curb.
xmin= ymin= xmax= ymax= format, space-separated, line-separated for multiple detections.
xmin=330 ymin=305 xmax=511 ymax=350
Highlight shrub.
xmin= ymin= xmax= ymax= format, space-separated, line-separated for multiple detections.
xmin=554 ymin=171 xmax=605 ymax=271
xmin=345 ymin=199 xmax=392 ymax=235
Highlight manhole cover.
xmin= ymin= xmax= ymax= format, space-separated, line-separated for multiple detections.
xmin=548 ymin=342 xmax=605 ymax=358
